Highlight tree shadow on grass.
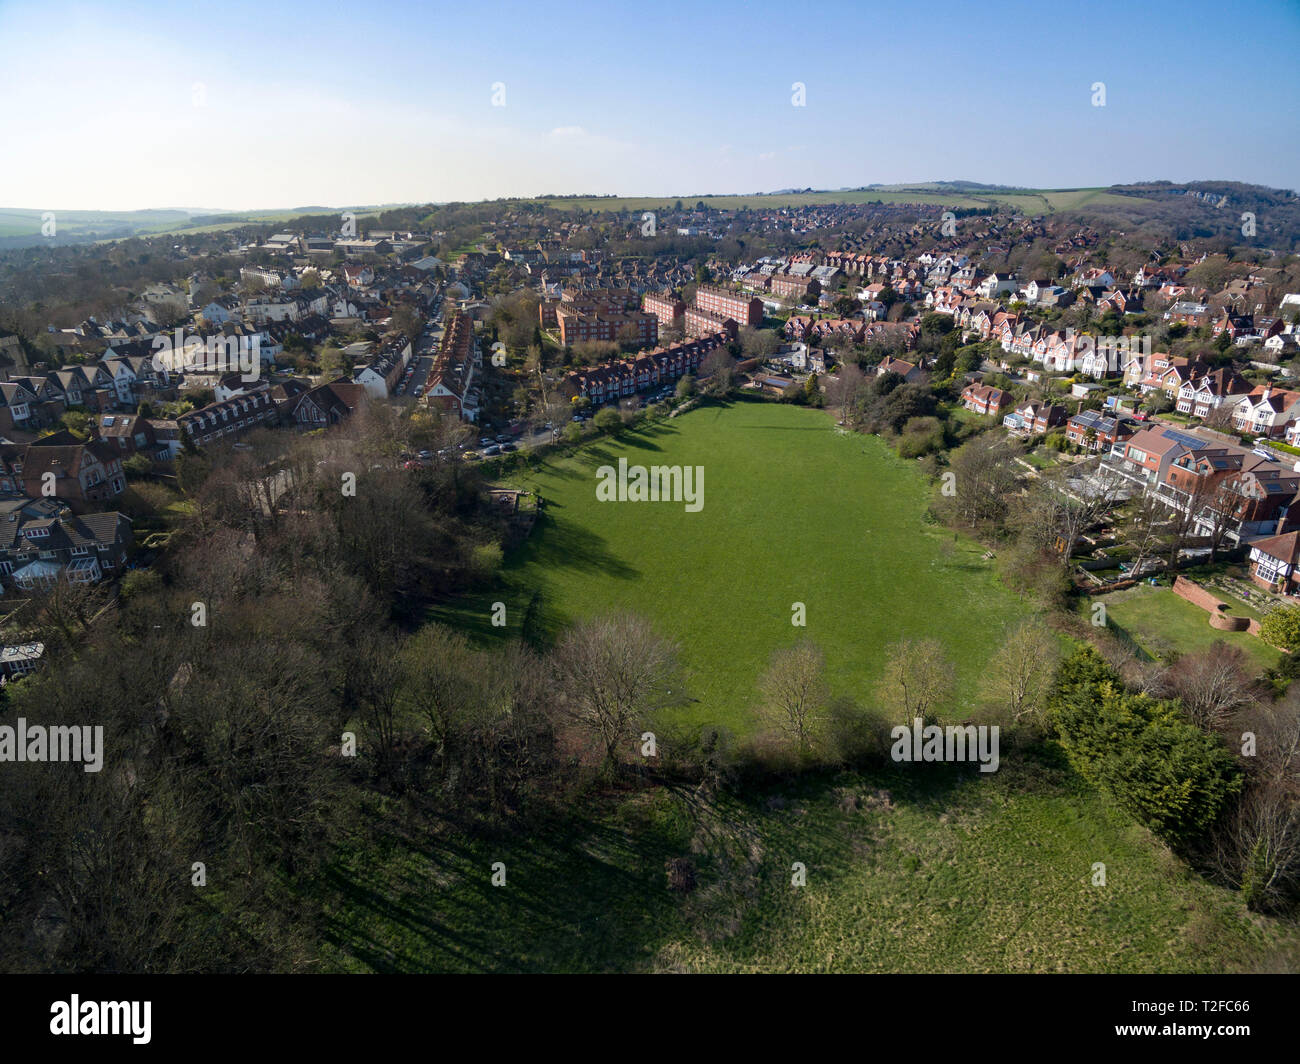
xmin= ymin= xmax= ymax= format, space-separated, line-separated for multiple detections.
xmin=317 ymin=808 xmax=688 ymax=973
xmin=513 ymin=509 xmax=639 ymax=581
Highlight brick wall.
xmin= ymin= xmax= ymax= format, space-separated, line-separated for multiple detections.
xmin=1171 ymin=576 xmax=1261 ymax=635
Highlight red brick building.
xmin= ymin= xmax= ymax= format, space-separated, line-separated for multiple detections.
xmin=642 ymin=291 xmax=686 ymax=329
xmin=694 ymin=286 xmax=764 ymax=326
xmin=555 ymin=306 xmax=658 ymax=346
xmin=684 ymin=306 xmax=738 ymax=340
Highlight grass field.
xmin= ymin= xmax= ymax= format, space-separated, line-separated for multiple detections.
xmin=524 ymin=186 xmax=1135 ymax=215
xmin=429 ymin=399 xmax=1027 ymax=735
xmin=1095 ymin=585 xmax=1280 ymax=672
xmin=312 ymin=400 xmax=1300 ymax=974
xmin=316 ymin=752 xmax=1297 ymax=973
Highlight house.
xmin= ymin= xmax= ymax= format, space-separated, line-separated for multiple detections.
xmin=0 ymin=643 xmax=44 ymax=678
xmin=92 ymin=413 xmax=162 ymax=458
xmin=0 ymin=498 xmax=132 ymax=589
xmin=1176 ymin=367 xmax=1251 ymax=418
xmin=1165 ymin=301 xmax=1211 ymax=328
xmin=1231 ymin=385 xmax=1300 ymax=438
xmin=0 ymin=381 xmax=39 ymax=435
xmin=1065 ymin=409 xmax=1132 ymax=452
xmin=19 ymin=441 xmax=126 ymax=512
xmin=961 ymin=382 xmax=1013 ymax=417
xmin=177 ymin=389 xmax=279 ymax=447
xmin=1105 ymin=425 xmax=1209 ymax=489
xmin=1163 ymin=447 xmax=1300 ymax=542
xmin=876 ymin=357 xmax=924 ymax=383
xmin=283 ymin=380 xmax=366 ymax=429
xmin=1003 ymin=401 xmax=1066 ymax=437
xmin=1248 ymin=530 xmax=1300 ymax=594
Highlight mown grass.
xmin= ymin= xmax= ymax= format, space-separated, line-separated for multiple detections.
xmin=1096 ymin=585 xmax=1280 ymax=672
xmin=427 ymin=400 xmax=1027 ymax=735
xmin=311 ymin=401 xmax=1300 ymax=974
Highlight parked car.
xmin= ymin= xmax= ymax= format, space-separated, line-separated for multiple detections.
xmin=501 ymin=442 xmax=517 ymax=452
xmin=418 ymin=449 xmax=432 ymax=460
xmin=483 ymin=444 xmax=501 ymax=456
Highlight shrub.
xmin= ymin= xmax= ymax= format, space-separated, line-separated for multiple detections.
xmin=1049 ymin=647 xmax=1243 ymax=848
xmin=1260 ymin=605 xmax=1300 ymax=651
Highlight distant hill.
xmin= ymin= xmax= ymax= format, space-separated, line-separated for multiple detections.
xmin=1 ymin=182 xmax=1296 ymax=251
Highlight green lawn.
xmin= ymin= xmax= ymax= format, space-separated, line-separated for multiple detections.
xmin=429 ymin=400 xmax=1027 ymax=735
xmin=1095 ymin=585 xmax=1280 ymax=671
xmin=311 ymin=401 xmax=1300 ymax=974
xmin=316 ymin=752 xmax=1296 ymax=973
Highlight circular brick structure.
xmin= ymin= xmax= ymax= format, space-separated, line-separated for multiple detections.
xmin=1210 ymin=605 xmax=1250 ymax=631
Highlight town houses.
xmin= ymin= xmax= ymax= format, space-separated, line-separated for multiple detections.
xmin=421 ymin=311 xmax=479 ymax=421
xmin=562 ymin=334 xmax=726 ymax=404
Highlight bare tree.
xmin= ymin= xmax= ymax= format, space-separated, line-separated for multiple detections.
xmin=936 ymin=433 xmax=1023 ymax=532
xmin=401 ymin=624 xmax=484 ymax=752
xmin=826 ymin=364 xmax=864 ymax=425
xmin=1168 ymin=640 xmax=1258 ymax=730
xmin=758 ymin=640 xmax=830 ymax=754
xmin=553 ymin=613 xmax=685 ymax=769
xmin=877 ymin=638 xmax=954 ymax=725
xmin=1123 ymin=490 xmax=1171 ymax=579
xmin=1211 ymin=781 xmax=1300 ymax=912
xmin=982 ymin=622 xmax=1060 ymax=731
xmin=1031 ymin=464 xmax=1123 ymax=560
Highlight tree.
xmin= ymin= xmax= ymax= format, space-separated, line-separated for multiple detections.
xmin=1261 ymin=606 xmax=1300 ymax=651
xmin=593 ymin=407 xmax=622 ymax=433
xmin=738 ymin=327 xmax=780 ymax=363
xmin=934 ymin=433 xmax=1022 ymax=533
xmin=1050 ymin=647 xmax=1244 ymax=849
xmin=982 ymin=622 xmax=1060 ymax=731
xmin=1167 ymin=641 xmax=1257 ymax=730
xmin=676 ymin=374 xmax=696 ymax=400
xmin=758 ymin=640 xmax=830 ymax=755
xmin=1021 ymin=464 xmax=1123 ymax=559
xmin=1212 ymin=782 xmax=1300 ymax=912
xmin=1123 ymin=490 xmax=1171 ymax=579
xmin=826 ymin=364 xmax=864 ymax=425
xmin=401 ymin=624 xmax=483 ymax=755
xmin=553 ymin=613 xmax=685 ymax=770
xmin=700 ymin=349 xmax=736 ymax=396
xmin=877 ymin=638 xmax=954 ymax=725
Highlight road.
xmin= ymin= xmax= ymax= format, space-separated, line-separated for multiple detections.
xmin=399 ymin=318 xmax=443 ymax=397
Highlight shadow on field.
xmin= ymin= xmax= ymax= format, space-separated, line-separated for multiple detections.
xmin=319 ymin=810 xmax=686 ymax=973
xmin=517 ymin=509 xmax=639 ymax=581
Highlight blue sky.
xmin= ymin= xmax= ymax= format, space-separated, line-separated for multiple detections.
xmin=1 ymin=0 xmax=1297 ymax=210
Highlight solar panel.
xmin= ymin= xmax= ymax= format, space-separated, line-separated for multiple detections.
xmin=1159 ymin=427 xmax=1208 ymax=449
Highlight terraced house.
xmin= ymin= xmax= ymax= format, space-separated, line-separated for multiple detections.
xmin=177 ymin=386 xmax=279 ymax=446
xmin=563 ymin=334 xmax=724 ymax=404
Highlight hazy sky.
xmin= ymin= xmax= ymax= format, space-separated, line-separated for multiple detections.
xmin=2 ymin=0 xmax=1297 ymax=211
